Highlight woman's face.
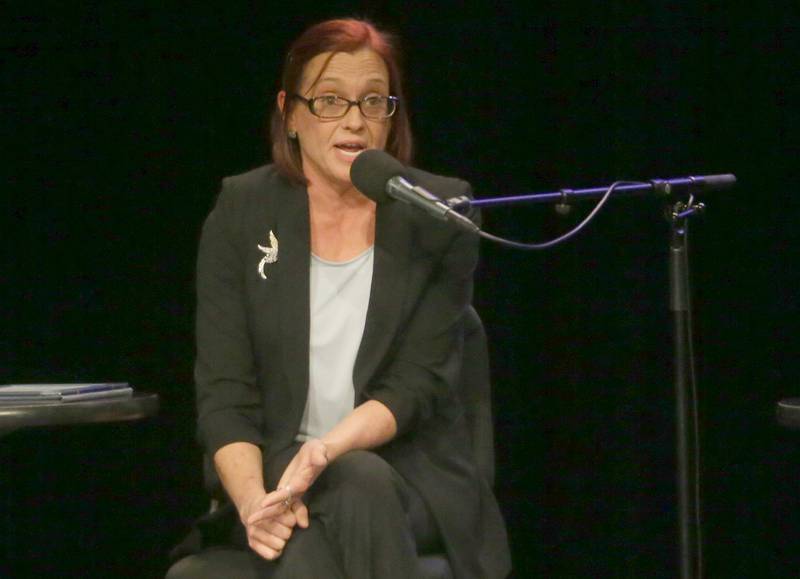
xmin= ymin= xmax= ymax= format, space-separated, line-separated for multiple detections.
xmin=285 ymin=48 xmax=392 ymax=191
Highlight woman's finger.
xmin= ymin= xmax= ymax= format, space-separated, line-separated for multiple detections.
xmin=275 ymin=508 xmax=297 ymax=528
xmin=247 ymin=532 xmax=283 ymax=561
xmin=291 ymin=499 xmax=310 ymax=529
xmin=248 ymin=524 xmax=287 ymax=553
xmin=259 ymin=488 xmax=289 ymax=509
xmin=249 ymin=541 xmax=280 ymax=561
xmin=247 ymin=502 xmax=287 ymax=525
xmin=258 ymin=519 xmax=293 ymax=541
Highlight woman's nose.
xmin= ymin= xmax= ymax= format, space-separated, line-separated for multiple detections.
xmin=341 ymin=102 xmax=366 ymax=130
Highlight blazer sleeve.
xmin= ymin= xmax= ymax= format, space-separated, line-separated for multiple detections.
xmin=194 ymin=178 xmax=265 ymax=457
xmin=365 ymin=182 xmax=480 ymax=437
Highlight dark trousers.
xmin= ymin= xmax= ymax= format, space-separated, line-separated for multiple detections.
xmin=166 ymin=448 xmax=440 ymax=579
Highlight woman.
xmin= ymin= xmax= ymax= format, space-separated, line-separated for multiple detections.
xmin=178 ymin=18 xmax=510 ymax=579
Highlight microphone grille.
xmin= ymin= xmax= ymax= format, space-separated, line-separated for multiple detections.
xmin=350 ymin=149 xmax=407 ymax=203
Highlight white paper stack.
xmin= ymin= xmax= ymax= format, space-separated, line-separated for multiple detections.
xmin=0 ymin=383 xmax=133 ymax=404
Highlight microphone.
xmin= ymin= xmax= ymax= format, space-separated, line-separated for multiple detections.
xmin=351 ymin=149 xmax=480 ymax=233
xmin=691 ymin=174 xmax=737 ymax=190
xmin=649 ymin=174 xmax=737 ymax=196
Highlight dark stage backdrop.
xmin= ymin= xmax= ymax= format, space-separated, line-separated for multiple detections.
xmin=2 ymin=2 xmax=799 ymax=577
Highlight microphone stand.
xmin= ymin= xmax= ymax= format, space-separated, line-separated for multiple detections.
xmin=453 ymin=175 xmax=729 ymax=579
xmin=668 ymin=198 xmax=703 ymax=579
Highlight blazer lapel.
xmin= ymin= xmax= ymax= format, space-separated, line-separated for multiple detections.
xmin=354 ymin=201 xmax=411 ymax=396
xmin=274 ymin=185 xmax=311 ymax=427
xmin=270 ymin=187 xmax=411 ymax=414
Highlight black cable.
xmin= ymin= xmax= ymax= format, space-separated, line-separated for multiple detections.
xmin=476 ymin=181 xmax=644 ymax=250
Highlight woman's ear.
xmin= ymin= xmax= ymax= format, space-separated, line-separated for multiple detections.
xmin=277 ymin=90 xmax=287 ymax=114
xmin=277 ymin=90 xmax=296 ymax=135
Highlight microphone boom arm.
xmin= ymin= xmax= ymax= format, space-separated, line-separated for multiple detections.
xmin=446 ymin=174 xmax=736 ymax=210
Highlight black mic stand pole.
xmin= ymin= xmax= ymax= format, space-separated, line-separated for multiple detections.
xmin=454 ymin=176 xmax=727 ymax=579
xmin=667 ymin=196 xmax=704 ymax=579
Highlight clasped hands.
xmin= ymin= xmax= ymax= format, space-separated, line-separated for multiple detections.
xmin=239 ymin=439 xmax=329 ymax=561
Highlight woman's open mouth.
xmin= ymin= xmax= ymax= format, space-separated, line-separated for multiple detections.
xmin=334 ymin=142 xmax=366 ymax=157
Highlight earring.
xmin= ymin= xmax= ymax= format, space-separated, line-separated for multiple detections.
xmin=288 ymin=130 xmax=297 ymax=139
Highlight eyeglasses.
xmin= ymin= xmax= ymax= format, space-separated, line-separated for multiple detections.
xmin=291 ymin=94 xmax=398 ymax=119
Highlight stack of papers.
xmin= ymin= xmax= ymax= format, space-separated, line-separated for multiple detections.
xmin=0 ymin=383 xmax=133 ymax=404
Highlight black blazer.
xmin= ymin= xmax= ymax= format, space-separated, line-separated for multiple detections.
xmin=195 ymin=165 xmax=510 ymax=578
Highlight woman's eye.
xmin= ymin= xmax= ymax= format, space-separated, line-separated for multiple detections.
xmin=363 ymin=96 xmax=382 ymax=105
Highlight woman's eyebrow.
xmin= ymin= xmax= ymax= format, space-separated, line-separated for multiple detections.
xmin=316 ymin=75 xmax=388 ymax=85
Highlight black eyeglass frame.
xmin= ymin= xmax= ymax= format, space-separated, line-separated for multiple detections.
xmin=290 ymin=94 xmax=399 ymax=119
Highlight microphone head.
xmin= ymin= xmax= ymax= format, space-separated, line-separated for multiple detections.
xmin=351 ymin=149 xmax=407 ymax=203
xmin=697 ymin=173 xmax=737 ymax=191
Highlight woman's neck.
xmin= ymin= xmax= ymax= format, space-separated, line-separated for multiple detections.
xmin=306 ymin=179 xmax=376 ymax=262
xmin=307 ymin=181 xmax=371 ymax=214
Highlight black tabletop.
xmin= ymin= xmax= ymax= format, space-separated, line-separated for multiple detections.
xmin=0 ymin=392 xmax=159 ymax=436
xmin=776 ymin=398 xmax=800 ymax=430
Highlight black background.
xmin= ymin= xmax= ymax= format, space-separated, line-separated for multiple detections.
xmin=2 ymin=2 xmax=799 ymax=577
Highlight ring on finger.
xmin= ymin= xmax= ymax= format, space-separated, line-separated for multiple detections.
xmin=280 ymin=484 xmax=293 ymax=507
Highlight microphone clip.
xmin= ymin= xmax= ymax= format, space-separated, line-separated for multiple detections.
xmin=445 ymin=195 xmax=472 ymax=213
xmin=666 ymin=177 xmax=706 ymax=224
xmin=554 ymin=188 xmax=573 ymax=216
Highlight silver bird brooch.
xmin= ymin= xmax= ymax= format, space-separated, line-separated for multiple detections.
xmin=257 ymin=230 xmax=279 ymax=279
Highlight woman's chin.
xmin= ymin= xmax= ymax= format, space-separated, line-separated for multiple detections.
xmin=330 ymin=157 xmax=362 ymax=187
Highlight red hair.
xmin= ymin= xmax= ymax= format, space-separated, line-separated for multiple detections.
xmin=270 ymin=18 xmax=413 ymax=185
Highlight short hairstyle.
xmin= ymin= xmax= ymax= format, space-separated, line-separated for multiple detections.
xmin=270 ymin=18 xmax=414 ymax=185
